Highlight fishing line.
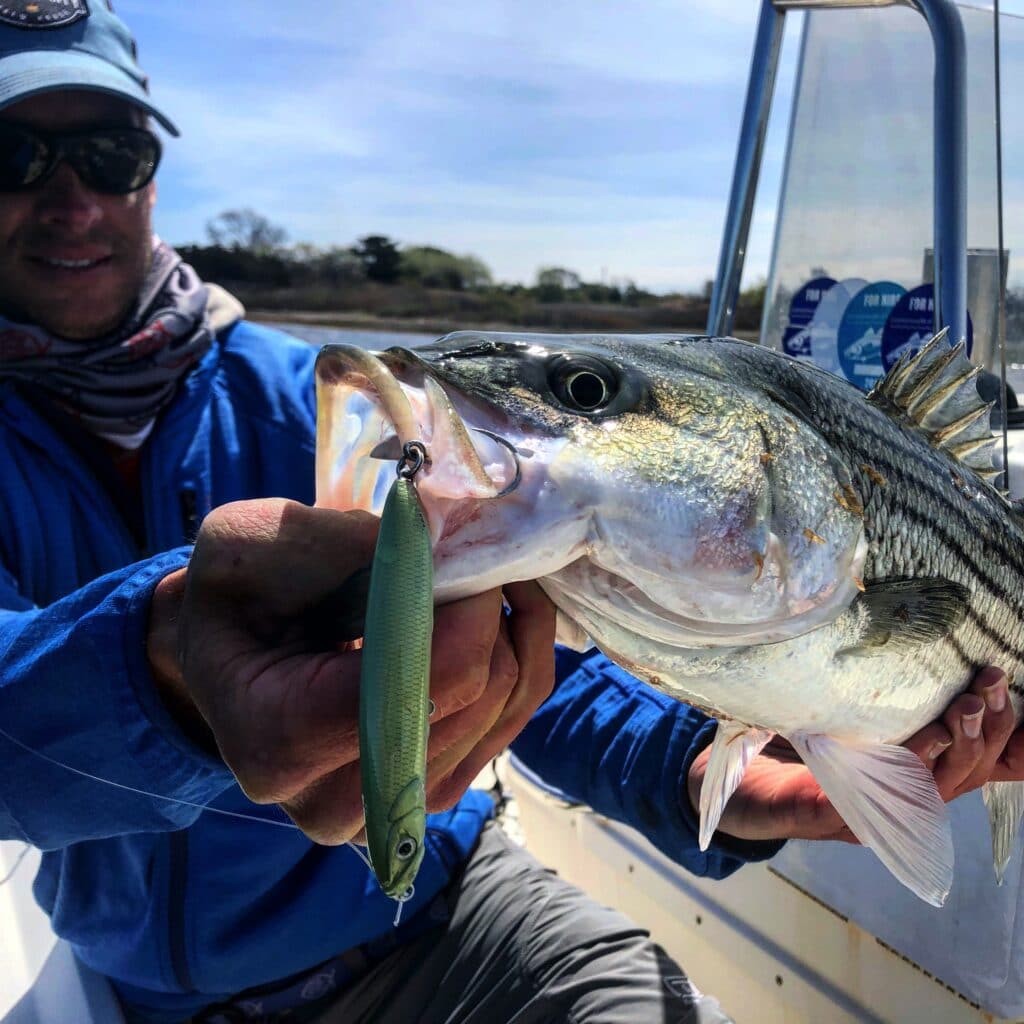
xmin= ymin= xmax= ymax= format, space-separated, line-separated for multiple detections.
xmin=0 ymin=723 xmax=299 ymax=830
xmin=0 ymin=842 xmax=30 ymax=885
xmin=994 ymin=0 xmax=1009 ymax=490
xmin=0 ymin=723 xmax=392 ymax=903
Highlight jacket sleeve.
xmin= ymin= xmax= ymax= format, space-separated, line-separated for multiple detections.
xmin=0 ymin=549 xmax=234 ymax=850
xmin=511 ymin=646 xmax=784 ymax=879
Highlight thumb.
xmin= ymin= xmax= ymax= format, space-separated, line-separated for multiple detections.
xmin=190 ymin=500 xmax=380 ymax=616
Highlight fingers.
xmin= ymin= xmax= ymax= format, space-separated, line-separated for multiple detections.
xmin=936 ymin=669 xmax=1009 ymax=793
xmin=448 ymin=582 xmax=556 ymax=772
xmin=992 ymin=727 xmax=1024 ymax=782
xmin=423 ymin=585 xmax=557 ymax=806
xmin=424 ymin=616 xmax=519 ymax=809
xmin=904 ymin=667 xmax=1015 ymax=800
xmin=418 ymin=588 xmax=515 ymax=802
xmin=233 ymin=588 xmax=509 ymax=811
xmin=934 ymin=692 xmax=986 ymax=798
xmin=278 ymin=760 xmax=365 ymax=845
xmin=954 ymin=669 xmax=1015 ymax=796
xmin=258 ymin=592 xmax=510 ymax=837
xmin=267 ymin=582 xmax=556 ymax=841
xmin=427 ymin=589 xmax=504 ymax=721
xmin=426 ymin=582 xmax=556 ymax=809
xmin=950 ymin=667 xmax=1015 ymax=794
xmin=901 ymin=719 xmax=954 ymax=770
xmin=219 ymin=648 xmax=365 ymax=805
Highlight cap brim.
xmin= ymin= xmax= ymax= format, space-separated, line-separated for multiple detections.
xmin=0 ymin=50 xmax=179 ymax=136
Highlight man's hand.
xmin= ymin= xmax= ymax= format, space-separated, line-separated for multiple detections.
xmin=687 ymin=666 xmax=1023 ymax=845
xmin=147 ymin=498 xmax=556 ymax=844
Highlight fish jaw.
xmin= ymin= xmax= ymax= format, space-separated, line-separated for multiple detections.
xmin=314 ymin=344 xmax=590 ymax=596
xmin=315 ymin=344 xmax=506 ymax=521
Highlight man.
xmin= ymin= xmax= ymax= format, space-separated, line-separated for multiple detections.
xmin=0 ymin=5 xmax=1019 ymax=1023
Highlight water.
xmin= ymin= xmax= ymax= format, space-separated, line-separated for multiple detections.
xmin=262 ymin=321 xmax=439 ymax=350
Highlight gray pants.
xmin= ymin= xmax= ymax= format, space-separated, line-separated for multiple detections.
xmin=317 ymin=823 xmax=734 ymax=1024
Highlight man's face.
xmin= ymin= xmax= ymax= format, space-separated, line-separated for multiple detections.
xmin=0 ymin=90 xmax=156 ymax=340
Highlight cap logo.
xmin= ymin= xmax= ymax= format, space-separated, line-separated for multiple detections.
xmin=0 ymin=0 xmax=89 ymax=29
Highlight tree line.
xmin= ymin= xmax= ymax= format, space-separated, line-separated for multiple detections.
xmin=173 ymin=208 xmax=770 ymax=336
xmin=176 ymin=208 xmax=728 ymax=309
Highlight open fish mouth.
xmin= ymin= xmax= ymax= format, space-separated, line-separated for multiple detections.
xmin=316 ymin=342 xmax=595 ymax=603
xmin=315 ymin=345 xmax=522 ymax=539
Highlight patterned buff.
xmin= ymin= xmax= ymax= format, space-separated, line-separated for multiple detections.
xmin=0 ymin=241 xmax=224 ymax=448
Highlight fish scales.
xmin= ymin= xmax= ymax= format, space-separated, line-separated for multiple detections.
xmin=729 ymin=341 xmax=1024 ymax=687
xmin=316 ymin=331 xmax=1024 ymax=905
xmin=728 ymin=341 xmax=1022 ymax=580
xmin=612 ymin=340 xmax=1022 ymax=733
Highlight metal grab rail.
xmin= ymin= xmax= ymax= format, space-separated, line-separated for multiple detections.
xmin=706 ymin=0 xmax=968 ymax=348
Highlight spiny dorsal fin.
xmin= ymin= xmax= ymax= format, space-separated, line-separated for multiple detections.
xmin=867 ymin=328 xmax=997 ymax=474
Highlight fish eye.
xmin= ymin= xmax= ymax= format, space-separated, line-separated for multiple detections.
xmin=565 ymin=370 xmax=610 ymax=410
xmin=395 ymin=836 xmax=417 ymax=861
xmin=548 ymin=357 xmax=620 ymax=413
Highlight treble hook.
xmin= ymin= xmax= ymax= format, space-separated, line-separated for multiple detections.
xmin=472 ymin=428 xmax=522 ymax=498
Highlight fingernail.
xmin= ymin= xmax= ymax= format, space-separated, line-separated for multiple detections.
xmin=927 ymin=739 xmax=953 ymax=760
xmin=962 ymin=709 xmax=984 ymax=739
xmin=984 ymin=681 xmax=1007 ymax=714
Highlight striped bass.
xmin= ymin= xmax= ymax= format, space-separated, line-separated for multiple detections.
xmin=315 ymin=330 xmax=1024 ymax=906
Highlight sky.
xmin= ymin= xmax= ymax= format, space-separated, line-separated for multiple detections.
xmin=115 ymin=1 xmax=1024 ymax=294
xmin=115 ymin=0 xmax=804 ymax=293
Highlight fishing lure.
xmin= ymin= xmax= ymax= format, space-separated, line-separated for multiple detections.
xmin=359 ymin=440 xmax=433 ymax=901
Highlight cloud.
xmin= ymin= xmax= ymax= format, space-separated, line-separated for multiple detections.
xmin=123 ymin=0 xmax=799 ymax=291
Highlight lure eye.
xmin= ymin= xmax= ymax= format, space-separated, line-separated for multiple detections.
xmin=395 ymin=836 xmax=417 ymax=861
xmin=548 ymin=357 xmax=620 ymax=414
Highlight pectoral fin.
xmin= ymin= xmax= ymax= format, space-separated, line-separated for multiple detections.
xmin=553 ymin=608 xmax=593 ymax=652
xmin=698 ymin=721 xmax=773 ymax=850
xmin=789 ymin=732 xmax=953 ymax=906
xmin=983 ymin=780 xmax=1024 ymax=883
xmin=840 ymin=578 xmax=969 ymax=657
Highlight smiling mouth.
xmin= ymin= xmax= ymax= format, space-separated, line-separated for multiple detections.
xmin=32 ymin=255 xmax=112 ymax=271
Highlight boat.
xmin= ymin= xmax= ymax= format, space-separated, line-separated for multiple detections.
xmin=4 ymin=1 xmax=1024 ymax=1020
xmin=510 ymin=3 xmax=1024 ymax=1021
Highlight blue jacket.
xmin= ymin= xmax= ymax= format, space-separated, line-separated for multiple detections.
xmin=0 ymin=321 xmax=781 ymax=1021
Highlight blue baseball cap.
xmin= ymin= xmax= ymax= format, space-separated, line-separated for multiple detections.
xmin=0 ymin=1 xmax=178 ymax=136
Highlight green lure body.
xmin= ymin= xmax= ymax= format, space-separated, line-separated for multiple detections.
xmin=359 ymin=475 xmax=433 ymax=899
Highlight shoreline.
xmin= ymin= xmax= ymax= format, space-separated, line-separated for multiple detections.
xmin=251 ymin=308 xmax=539 ymax=336
xmin=249 ymin=308 xmax=755 ymax=339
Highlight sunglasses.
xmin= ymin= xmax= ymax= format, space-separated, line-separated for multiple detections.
xmin=0 ymin=123 xmax=162 ymax=195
